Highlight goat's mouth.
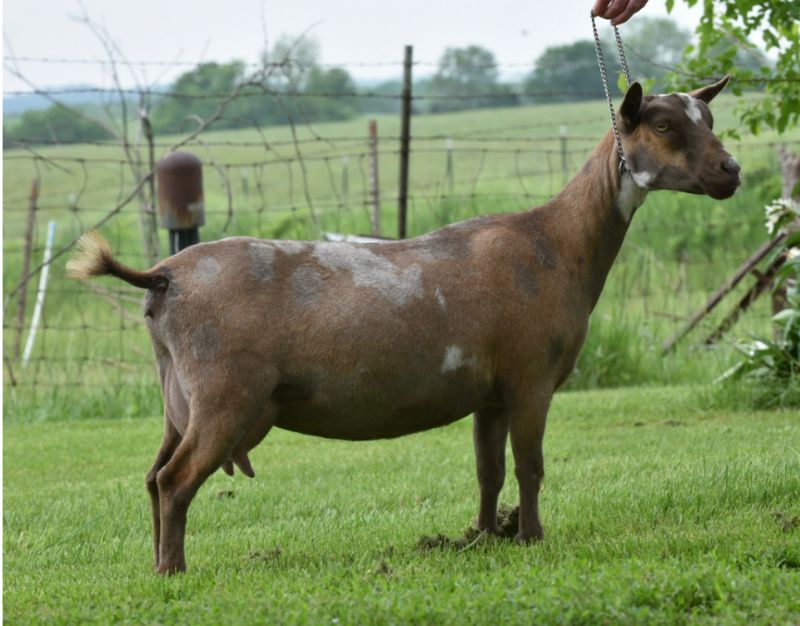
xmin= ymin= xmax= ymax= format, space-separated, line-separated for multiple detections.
xmin=703 ymin=172 xmax=741 ymax=200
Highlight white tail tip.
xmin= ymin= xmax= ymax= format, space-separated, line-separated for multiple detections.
xmin=65 ymin=230 xmax=112 ymax=280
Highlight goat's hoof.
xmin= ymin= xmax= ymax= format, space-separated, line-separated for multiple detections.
xmin=475 ymin=522 xmax=500 ymax=536
xmin=156 ymin=562 xmax=186 ymax=576
xmin=514 ymin=530 xmax=544 ymax=545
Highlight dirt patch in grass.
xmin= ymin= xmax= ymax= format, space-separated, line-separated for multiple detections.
xmin=773 ymin=511 xmax=800 ymax=532
xmin=247 ymin=546 xmax=282 ymax=563
xmin=416 ymin=505 xmax=519 ymax=552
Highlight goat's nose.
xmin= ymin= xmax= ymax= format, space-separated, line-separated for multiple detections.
xmin=721 ymin=156 xmax=741 ymax=176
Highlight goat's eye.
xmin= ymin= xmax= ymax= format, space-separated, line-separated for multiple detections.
xmin=655 ymin=122 xmax=670 ymax=133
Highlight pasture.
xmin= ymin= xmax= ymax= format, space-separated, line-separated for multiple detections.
xmin=4 ymin=386 xmax=800 ymax=624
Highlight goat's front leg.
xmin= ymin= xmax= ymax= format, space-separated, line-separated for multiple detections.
xmin=146 ymin=415 xmax=181 ymax=568
xmin=509 ymin=392 xmax=551 ymax=543
xmin=473 ymin=407 xmax=509 ymax=533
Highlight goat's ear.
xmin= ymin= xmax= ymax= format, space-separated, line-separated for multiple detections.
xmin=689 ymin=75 xmax=730 ymax=104
xmin=620 ymin=81 xmax=643 ymax=129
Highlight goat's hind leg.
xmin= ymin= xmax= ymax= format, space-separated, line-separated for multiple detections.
xmin=154 ymin=391 xmax=277 ymax=574
xmin=146 ymin=415 xmax=181 ymax=569
xmin=473 ymin=407 xmax=509 ymax=534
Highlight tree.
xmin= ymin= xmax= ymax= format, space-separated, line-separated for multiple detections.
xmin=297 ymin=67 xmax=359 ymax=121
xmin=359 ymin=79 xmax=403 ymax=115
xmin=616 ymin=17 xmax=691 ymax=93
xmin=148 ymin=43 xmax=361 ymax=133
xmin=5 ymin=104 xmax=112 ymax=145
xmin=666 ymin=0 xmax=799 ymax=134
xmin=524 ymin=41 xmax=619 ymax=103
xmin=427 ymin=46 xmax=518 ymax=112
xmin=151 ymin=62 xmax=246 ymax=133
xmin=257 ymin=35 xmax=359 ymax=124
xmin=264 ymin=34 xmax=321 ymax=91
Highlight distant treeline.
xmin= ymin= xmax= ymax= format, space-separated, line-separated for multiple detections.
xmin=3 ymin=18 xmax=766 ymax=147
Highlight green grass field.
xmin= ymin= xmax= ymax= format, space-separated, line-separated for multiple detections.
xmin=4 ymin=386 xmax=799 ymax=625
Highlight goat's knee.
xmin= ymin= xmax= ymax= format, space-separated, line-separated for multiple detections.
xmin=155 ymin=465 xmax=194 ymax=508
xmin=146 ymin=470 xmax=159 ymax=498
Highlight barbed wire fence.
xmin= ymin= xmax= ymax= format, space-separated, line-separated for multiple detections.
xmin=3 ymin=47 xmax=797 ymax=398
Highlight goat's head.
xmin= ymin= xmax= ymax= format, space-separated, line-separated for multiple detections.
xmin=619 ymin=76 xmax=741 ymax=200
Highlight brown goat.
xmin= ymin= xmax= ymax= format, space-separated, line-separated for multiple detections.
xmin=67 ymin=78 xmax=740 ymax=574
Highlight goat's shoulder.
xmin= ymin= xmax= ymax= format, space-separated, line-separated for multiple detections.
xmin=394 ymin=212 xmax=518 ymax=259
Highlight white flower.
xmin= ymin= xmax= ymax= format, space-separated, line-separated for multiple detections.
xmin=764 ymin=198 xmax=800 ymax=237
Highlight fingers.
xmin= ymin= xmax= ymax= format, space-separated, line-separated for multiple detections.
xmin=591 ymin=0 xmax=612 ymax=17
xmin=592 ymin=0 xmax=648 ymax=25
xmin=611 ymin=0 xmax=648 ymax=25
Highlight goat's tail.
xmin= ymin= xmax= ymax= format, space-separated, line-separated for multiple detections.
xmin=66 ymin=230 xmax=168 ymax=290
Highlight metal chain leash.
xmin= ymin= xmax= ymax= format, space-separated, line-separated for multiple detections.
xmin=613 ymin=26 xmax=632 ymax=86
xmin=590 ymin=11 xmax=632 ymax=174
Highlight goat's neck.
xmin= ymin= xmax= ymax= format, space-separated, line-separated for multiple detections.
xmin=540 ymin=132 xmax=647 ymax=309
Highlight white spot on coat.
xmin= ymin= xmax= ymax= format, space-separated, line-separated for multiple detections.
xmin=248 ymin=242 xmax=275 ymax=281
xmin=441 ymin=345 xmax=477 ymax=374
xmin=313 ymin=243 xmax=423 ymax=306
xmin=273 ymin=240 xmax=307 ymax=255
xmin=434 ymin=286 xmax=447 ymax=310
xmin=677 ymin=93 xmax=703 ymax=125
xmin=291 ymin=265 xmax=324 ymax=307
xmin=442 ymin=346 xmax=464 ymax=373
xmin=194 ymin=256 xmax=221 ymax=285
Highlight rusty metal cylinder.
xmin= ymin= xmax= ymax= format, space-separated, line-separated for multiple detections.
xmin=156 ymin=151 xmax=205 ymax=230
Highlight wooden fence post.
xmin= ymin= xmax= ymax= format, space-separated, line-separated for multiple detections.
xmin=14 ymin=178 xmax=39 ymax=358
xmin=341 ymin=156 xmax=350 ymax=215
xmin=560 ymin=125 xmax=569 ymax=185
xmin=368 ymin=120 xmax=381 ymax=236
xmin=140 ymin=111 xmax=160 ymax=264
xmin=445 ymin=138 xmax=454 ymax=196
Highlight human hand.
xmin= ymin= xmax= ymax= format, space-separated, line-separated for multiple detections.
xmin=591 ymin=0 xmax=648 ymax=25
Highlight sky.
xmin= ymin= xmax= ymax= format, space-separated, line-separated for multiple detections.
xmin=2 ymin=0 xmax=703 ymax=93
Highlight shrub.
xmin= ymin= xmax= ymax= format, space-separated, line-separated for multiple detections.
xmin=716 ymin=199 xmax=800 ymax=407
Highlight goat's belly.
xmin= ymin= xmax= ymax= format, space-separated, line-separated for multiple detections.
xmin=273 ymin=378 xmax=489 ymax=440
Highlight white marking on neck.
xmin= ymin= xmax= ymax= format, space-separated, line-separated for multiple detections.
xmin=677 ymin=93 xmax=703 ymax=125
xmin=630 ymin=170 xmax=655 ymax=189
xmin=617 ymin=172 xmax=649 ymax=222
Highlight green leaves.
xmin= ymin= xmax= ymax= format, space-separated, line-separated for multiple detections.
xmin=667 ymin=0 xmax=799 ymax=135
xmin=721 ymin=200 xmax=800 ymax=388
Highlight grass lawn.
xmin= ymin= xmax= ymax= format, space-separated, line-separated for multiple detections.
xmin=4 ymin=385 xmax=799 ymax=625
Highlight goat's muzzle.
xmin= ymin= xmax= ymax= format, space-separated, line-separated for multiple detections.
xmin=721 ymin=156 xmax=741 ymax=178
xmin=700 ymin=154 xmax=741 ymax=200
